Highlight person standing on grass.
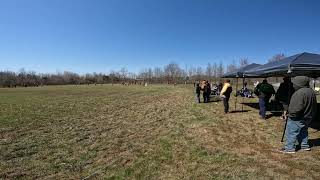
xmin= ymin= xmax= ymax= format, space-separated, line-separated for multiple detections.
xmin=206 ymin=80 xmax=211 ymax=102
xmin=220 ymin=79 xmax=232 ymax=113
xmin=254 ymin=79 xmax=275 ymax=119
xmin=195 ymin=83 xmax=201 ymax=103
xmin=280 ymin=76 xmax=317 ymax=154
xmin=276 ymin=77 xmax=294 ymax=120
xmin=202 ymin=80 xmax=208 ymax=103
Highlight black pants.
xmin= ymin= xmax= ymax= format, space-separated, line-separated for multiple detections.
xmin=223 ymin=97 xmax=230 ymax=113
xmin=203 ymin=92 xmax=208 ymax=103
xmin=206 ymin=92 xmax=211 ymax=102
xmin=196 ymin=94 xmax=201 ymax=103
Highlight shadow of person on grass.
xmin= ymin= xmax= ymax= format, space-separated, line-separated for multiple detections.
xmin=308 ymin=138 xmax=320 ymax=148
xmin=241 ymin=102 xmax=260 ymax=109
xmin=228 ymin=110 xmax=251 ymax=113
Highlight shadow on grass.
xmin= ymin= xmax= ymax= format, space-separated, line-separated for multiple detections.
xmin=309 ymin=138 xmax=320 ymax=147
xmin=310 ymin=119 xmax=320 ymax=131
xmin=229 ymin=110 xmax=251 ymax=113
xmin=198 ymin=99 xmax=222 ymax=103
xmin=241 ymin=102 xmax=259 ymax=110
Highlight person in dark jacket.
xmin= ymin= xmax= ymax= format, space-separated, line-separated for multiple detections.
xmin=255 ymin=79 xmax=275 ymax=119
xmin=195 ymin=83 xmax=201 ymax=103
xmin=206 ymin=81 xmax=211 ymax=102
xmin=280 ymin=76 xmax=317 ymax=153
xmin=276 ymin=77 xmax=294 ymax=119
xmin=202 ymin=80 xmax=208 ymax=103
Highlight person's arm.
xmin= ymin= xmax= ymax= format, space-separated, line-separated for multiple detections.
xmin=271 ymin=85 xmax=276 ymax=94
xmin=220 ymin=83 xmax=229 ymax=96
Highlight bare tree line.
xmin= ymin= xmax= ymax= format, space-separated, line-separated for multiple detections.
xmin=0 ymin=54 xmax=285 ymax=88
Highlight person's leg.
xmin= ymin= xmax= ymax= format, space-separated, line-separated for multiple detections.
xmin=258 ymin=98 xmax=262 ymax=116
xmin=285 ymin=119 xmax=300 ymax=151
xmin=226 ymin=97 xmax=229 ymax=113
xmin=223 ymin=98 xmax=227 ymax=113
xmin=297 ymin=122 xmax=310 ymax=150
xmin=197 ymin=94 xmax=201 ymax=103
xmin=259 ymin=97 xmax=266 ymax=118
xmin=203 ymin=92 xmax=206 ymax=103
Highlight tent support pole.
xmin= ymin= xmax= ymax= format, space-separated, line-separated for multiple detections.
xmin=242 ymin=76 xmax=245 ymax=112
xmin=235 ymin=77 xmax=239 ymax=111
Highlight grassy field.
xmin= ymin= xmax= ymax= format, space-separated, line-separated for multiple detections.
xmin=1 ymin=84 xmax=320 ymax=179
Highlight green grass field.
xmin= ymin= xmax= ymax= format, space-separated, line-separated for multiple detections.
xmin=1 ymin=85 xmax=320 ymax=179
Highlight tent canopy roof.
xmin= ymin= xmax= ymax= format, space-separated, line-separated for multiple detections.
xmin=245 ymin=52 xmax=320 ymax=77
xmin=222 ymin=63 xmax=261 ymax=78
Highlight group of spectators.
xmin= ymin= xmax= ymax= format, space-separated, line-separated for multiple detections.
xmin=195 ymin=80 xmax=212 ymax=103
xmin=195 ymin=79 xmax=233 ymax=113
xmin=255 ymin=76 xmax=317 ymax=153
xmin=195 ymin=76 xmax=318 ymax=154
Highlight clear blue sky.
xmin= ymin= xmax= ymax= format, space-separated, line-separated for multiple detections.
xmin=1 ymin=0 xmax=320 ymax=74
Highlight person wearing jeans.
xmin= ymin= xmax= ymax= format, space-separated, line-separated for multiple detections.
xmin=280 ymin=76 xmax=317 ymax=154
xmin=285 ymin=118 xmax=311 ymax=152
xmin=254 ymin=79 xmax=275 ymax=119
xmin=259 ymin=97 xmax=266 ymax=118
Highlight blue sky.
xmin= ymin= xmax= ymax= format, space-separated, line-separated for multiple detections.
xmin=1 ymin=0 xmax=320 ymax=74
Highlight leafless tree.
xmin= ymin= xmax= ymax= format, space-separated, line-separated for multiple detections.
xmin=217 ymin=62 xmax=224 ymax=78
xmin=206 ymin=63 xmax=214 ymax=80
xmin=164 ymin=63 xmax=182 ymax=83
xmin=239 ymin=58 xmax=249 ymax=67
xmin=268 ymin=53 xmax=286 ymax=62
xmin=119 ymin=67 xmax=128 ymax=82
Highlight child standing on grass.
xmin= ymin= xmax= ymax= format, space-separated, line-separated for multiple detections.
xmin=195 ymin=83 xmax=201 ymax=103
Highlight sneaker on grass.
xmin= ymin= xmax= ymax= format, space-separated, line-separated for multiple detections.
xmin=278 ymin=148 xmax=295 ymax=154
xmin=300 ymin=147 xmax=311 ymax=151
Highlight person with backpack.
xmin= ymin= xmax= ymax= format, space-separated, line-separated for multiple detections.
xmin=254 ymin=79 xmax=275 ymax=119
xmin=220 ymin=79 xmax=232 ymax=113
xmin=279 ymin=76 xmax=317 ymax=153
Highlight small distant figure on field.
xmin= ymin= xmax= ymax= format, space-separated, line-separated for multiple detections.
xmin=220 ymin=79 xmax=232 ymax=113
xmin=275 ymin=77 xmax=294 ymax=119
xmin=254 ymin=79 xmax=275 ymax=119
xmin=279 ymin=76 xmax=317 ymax=154
xmin=195 ymin=83 xmax=201 ymax=103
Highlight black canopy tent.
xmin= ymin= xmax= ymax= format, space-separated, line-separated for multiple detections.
xmin=222 ymin=63 xmax=262 ymax=111
xmin=245 ymin=52 xmax=320 ymax=78
xmin=222 ymin=63 xmax=261 ymax=78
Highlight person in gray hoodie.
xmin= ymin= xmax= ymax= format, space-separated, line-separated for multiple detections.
xmin=280 ymin=76 xmax=317 ymax=154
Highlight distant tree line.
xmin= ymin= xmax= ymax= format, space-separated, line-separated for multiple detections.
xmin=0 ymin=54 xmax=285 ymax=87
